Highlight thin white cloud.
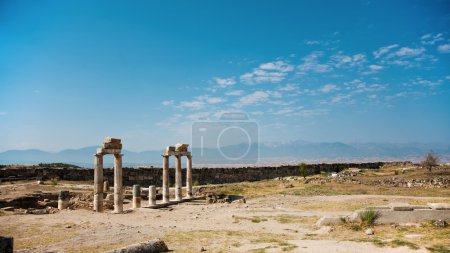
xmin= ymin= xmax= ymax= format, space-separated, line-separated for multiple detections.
xmin=240 ymin=60 xmax=293 ymax=85
xmin=185 ymin=112 xmax=210 ymax=121
xmin=437 ymin=44 xmax=450 ymax=54
xmin=162 ymin=100 xmax=174 ymax=106
xmin=421 ymin=33 xmax=444 ymax=45
xmin=176 ymin=101 xmax=205 ymax=110
xmin=373 ymin=44 xmax=399 ymax=58
xmin=214 ymin=77 xmax=236 ymax=88
xmin=205 ymin=97 xmax=226 ymax=104
xmin=410 ymin=77 xmax=443 ymax=87
xmin=259 ymin=60 xmax=294 ymax=72
xmin=369 ymin=65 xmax=383 ymax=71
xmin=233 ymin=91 xmax=270 ymax=107
xmin=225 ymin=90 xmax=244 ymax=96
xmin=319 ymin=84 xmax=339 ymax=93
xmin=298 ymin=51 xmax=332 ymax=74
xmin=330 ymin=52 xmax=366 ymax=68
xmin=392 ymin=47 xmax=425 ymax=57
xmin=0 ymin=112 xmax=6 ymax=116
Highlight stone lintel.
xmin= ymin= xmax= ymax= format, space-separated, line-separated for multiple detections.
xmin=97 ymin=148 xmax=121 ymax=155
xmin=163 ymin=151 xmax=191 ymax=156
xmin=102 ymin=143 xmax=122 ymax=149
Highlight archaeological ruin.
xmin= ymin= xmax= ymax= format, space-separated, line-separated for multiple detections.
xmin=162 ymin=143 xmax=193 ymax=203
xmin=93 ymin=137 xmax=124 ymax=213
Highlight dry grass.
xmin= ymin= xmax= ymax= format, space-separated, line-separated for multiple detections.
xmin=162 ymin=230 xmax=296 ymax=252
xmin=321 ymin=220 xmax=450 ymax=250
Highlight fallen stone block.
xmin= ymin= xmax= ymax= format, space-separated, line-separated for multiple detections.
xmin=389 ymin=202 xmax=413 ymax=211
xmin=428 ymin=203 xmax=450 ymax=210
xmin=315 ymin=216 xmax=343 ymax=226
xmin=105 ymin=239 xmax=168 ymax=253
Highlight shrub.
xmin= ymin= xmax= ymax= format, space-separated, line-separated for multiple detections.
xmin=359 ymin=209 xmax=380 ymax=226
xmin=50 ymin=178 xmax=59 ymax=186
xmin=299 ymin=163 xmax=308 ymax=179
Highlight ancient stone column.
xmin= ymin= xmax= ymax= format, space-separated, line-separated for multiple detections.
xmin=175 ymin=155 xmax=182 ymax=201
xmin=114 ymin=154 xmax=123 ymax=213
xmin=94 ymin=154 xmax=104 ymax=212
xmin=148 ymin=185 xmax=156 ymax=206
xmin=132 ymin=184 xmax=141 ymax=208
xmin=103 ymin=180 xmax=109 ymax=192
xmin=162 ymin=155 xmax=170 ymax=203
xmin=186 ymin=154 xmax=193 ymax=198
xmin=58 ymin=190 xmax=70 ymax=210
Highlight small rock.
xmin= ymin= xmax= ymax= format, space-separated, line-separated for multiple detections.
xmin=65 ymin=225 xmax=72 ymax=228
xmin=200 ymin=247 xmax=206 ymax=251
xmin=433 ymin=220 xmax=448 ymax=228
xmin=365 ymin=229 xmax=374 ymax=235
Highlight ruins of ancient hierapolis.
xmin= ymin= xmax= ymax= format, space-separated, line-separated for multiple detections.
xmin=93 ymin=137 xmax=193 ymax=213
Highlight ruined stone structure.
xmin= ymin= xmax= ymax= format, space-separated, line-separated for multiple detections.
xmin=1 ymin=163 xmax=387 ymax=187
xmin=94 ymin=137 xmax=123 ymax=213
xmin=162 ymin=143 xmax=193 ymax=203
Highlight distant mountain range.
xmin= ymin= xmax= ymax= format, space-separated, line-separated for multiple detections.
xmin=0 ymin=141 xmax=449 ymax=167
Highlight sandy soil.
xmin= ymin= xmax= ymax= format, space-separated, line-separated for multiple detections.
xmin=1 ymin=182 xmax=446 ymax=253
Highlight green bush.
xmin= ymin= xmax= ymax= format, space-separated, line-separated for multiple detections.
xmin=299 ymin=163 xmax=308 ymax=179
xmin=359 ymin=209 xmax=380 ymax=226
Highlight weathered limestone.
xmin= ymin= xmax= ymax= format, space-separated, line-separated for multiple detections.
xmin=105 ymin=239 xmax=168 ymax=253
xmin=175 ymin=155 xmax=182 ymax=201
xmin=103 ymin=180 xmax=110 ymax=192
xmin=114 ymin=153 xmax=123 ymax=213
xmin=162 ymin=155 xmax=169 ymax=203
xmin=94 ymin=154 xmax=103 ymax=212
xmin=132 ymin=184 xmax=141 ymax=209
xmin=148 ymin=185 xmax=156 ymax=206
xmin=186 ymin=155 xmax=193 ymax=198
xmin=161 ymin=144 xmax=193 ymax=203
xmin=93 ymin=137 xmax=123 ymax=213
xmin=58 ymin=190 xmax=70 ymax=210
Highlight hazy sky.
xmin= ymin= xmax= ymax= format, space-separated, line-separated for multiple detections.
xmin=1 ymin=0 xmax=449 ymax=152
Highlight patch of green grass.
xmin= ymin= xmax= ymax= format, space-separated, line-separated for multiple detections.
xmin=426 ymin=244 xmax=450 ymax=253
xmin=359 ymin=209 xmax=380 ymax=226
xmin=354 ymin=237 xmax=387 ymax=247
xmin=391 ymin=239 xmax=419 ymax=250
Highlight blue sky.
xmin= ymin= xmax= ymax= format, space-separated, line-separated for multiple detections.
xmin=0 ymin=0 xmax=449 ymax=152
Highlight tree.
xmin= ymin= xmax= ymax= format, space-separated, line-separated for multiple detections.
xmin=299 ymin=162 xmax=308 ymax=179
xmin=422 ymin=151 xmax=439 ymax=172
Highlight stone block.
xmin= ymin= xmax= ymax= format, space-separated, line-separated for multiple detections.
xmin=428 ymin=203 xmax=450 ymax=210
xmin=97 ymin=148 xmax=121 ymax=155
xmin=389 ymin=202 xmax=413 ymax=211
xmin=102 ymin=143 xmax=122 ymax=149
xmin=175 ymin=143 xmax=189 ymax=152
xmin=105 ymin=239 xmax=168 ymax=253
xmin=104 ymin=137 xmax=121 ymax=144
xmin=315 ymin=216 xmax=343 ymax=226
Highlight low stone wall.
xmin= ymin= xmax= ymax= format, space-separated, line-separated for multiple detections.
xmin=0 ymin=162 xmax=384 ymax=186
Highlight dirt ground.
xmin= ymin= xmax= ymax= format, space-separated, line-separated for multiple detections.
xmin=1 ymin=166 xmax=449 ymax=252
